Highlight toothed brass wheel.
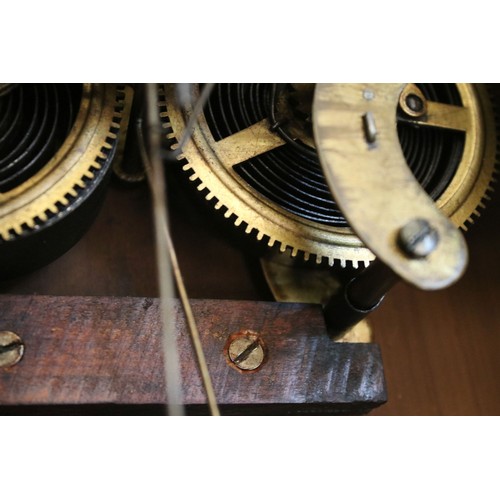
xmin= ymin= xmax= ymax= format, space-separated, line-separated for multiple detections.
xmin=0 ymin=84 xmax=126 ymax=278
xmin=160 ymin=83 xmax=497 ymax=268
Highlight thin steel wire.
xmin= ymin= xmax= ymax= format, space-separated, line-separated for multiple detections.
xmin=141 ymin=83 xmax=220 ymax=416
xmin=144 ymin=83 xmax=185 ymax=416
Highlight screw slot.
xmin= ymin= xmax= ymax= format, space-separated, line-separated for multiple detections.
xmin=224 ymin=331 xmax=266 ymax=372
xmin=398 ymin=218 xmax=439 ymax=258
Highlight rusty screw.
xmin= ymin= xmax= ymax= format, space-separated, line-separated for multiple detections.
xmin=0 ymin=331 xmax=24 ymax=368
xmin=226 ymin=331 xmax=265 ymax=371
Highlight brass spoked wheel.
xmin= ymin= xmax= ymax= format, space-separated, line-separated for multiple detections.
xmin=160 ymin=83 xmax=497 ymax=268
xmin=0 ymin=83 xmax=126 ymax=277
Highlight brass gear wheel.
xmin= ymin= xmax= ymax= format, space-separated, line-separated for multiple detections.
xmin=0 ymin=83 xmax=126 ymax=277
xmin=159 ymin=83 xmax=498 ymax=268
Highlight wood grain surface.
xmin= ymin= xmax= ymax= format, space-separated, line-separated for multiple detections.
xmin=1 ymin=171 xmax=499 ymax=415
xmin=0 ymin=295 xmax=386 ymax=414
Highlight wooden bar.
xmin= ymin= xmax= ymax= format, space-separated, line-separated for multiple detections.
xmin=0 ymin=295 xmax=386 ymax=414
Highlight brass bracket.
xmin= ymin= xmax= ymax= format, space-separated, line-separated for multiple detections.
xmin=313 ymin=83 xmax=468 ymax=290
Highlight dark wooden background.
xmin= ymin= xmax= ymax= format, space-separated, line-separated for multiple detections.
xmin=1 ymin=171 xmax=499 ymax=415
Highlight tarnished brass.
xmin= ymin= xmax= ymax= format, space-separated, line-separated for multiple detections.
xmin=112 ymin=85 xmax=145 ymax=183
xmin=313 ymin=83 xmax=496 ymax=289
xmin=260 ymin=253 xmax=341 ymax=305
xmin=0 ymin=84 xmax=126 ymax=240
xmin=161 ymin=83 xmax=496 ymax=270
xmin=161 ymin=84 xmax=371 ymax=268
xmin=399 ymin=83 xmax=427 ymax=118
xmin=336 ymin=320 xmax=373 ymax=343
xmin=0 ymin=331 xmax=24 ymax=368
xmin=260 ymin=254 xmax=372 ymax=342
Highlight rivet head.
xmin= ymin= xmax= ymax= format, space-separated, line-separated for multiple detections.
xmin=405 ymin=93 xmax=424 ymax=113
xmin=224 ymin=331 xmax=266 ymax=372
xmin=399 ymin=89 xmax=427 ymax=118
xmin=363 ymin=88 xmax=375 ymax=101
xmin=0 ymin=331 xmax=24 ymax=368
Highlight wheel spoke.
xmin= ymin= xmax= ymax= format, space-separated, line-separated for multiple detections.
xmin=401 ymin=101 xmax=470 ymax=132
xmin=213 ymin=119 xmax=286 ymax=167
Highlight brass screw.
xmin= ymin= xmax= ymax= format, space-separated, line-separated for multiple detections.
xmin=0 ymin=331 xmax=24 ymax=368
xmin=226 ymin=331 xmax=265 ymax=371
xmin=398 ymin=218 xmax=439 ymax=258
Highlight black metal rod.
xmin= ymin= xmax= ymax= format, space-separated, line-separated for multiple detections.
xmin=324 ymin=259 xmax=400 ymax=336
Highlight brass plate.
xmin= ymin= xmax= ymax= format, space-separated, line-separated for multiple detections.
xmin=313 ymin=84 xmax=471 ymax=289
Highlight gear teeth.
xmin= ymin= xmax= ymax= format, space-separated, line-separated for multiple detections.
xmin=0 ymin=84 xmax=124 ymax=241
xmin=459 ymin=85 xmax=500 ymax=232
xmin=45 ymin=203 xmax=59 ymax=215
xmin=160 ymin=83 xmax=500 ymax=270
xmin=83 ymin=170 xmax=95 ymax=180
xmin=157 ymin=84 xmax=371 ymax=268
xmin=66 ymin=188 xmax=78 ymax=199
xmin=58 ymin=196 xmax=70 ymax=207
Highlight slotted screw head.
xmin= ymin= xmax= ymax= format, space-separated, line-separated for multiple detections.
xmin=0 ymin=331 xmax=24 ymax=368
xmin=225 ymin=331 xmax=266 ymax=371
xmin=398 ymin=218 xmax=439 ymax=258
